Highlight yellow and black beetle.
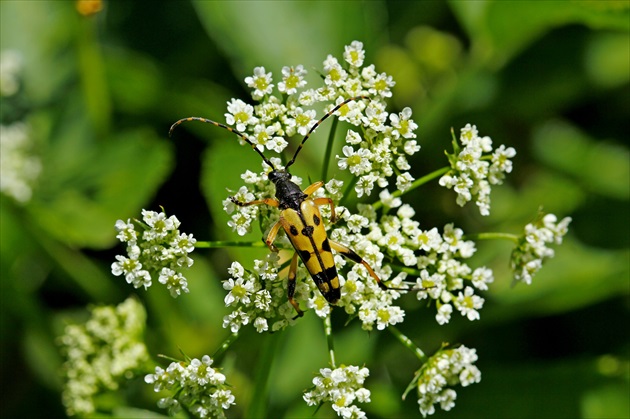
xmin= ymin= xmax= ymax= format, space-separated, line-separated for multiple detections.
xmin=170 ymin=96 xmax=391 ymax=316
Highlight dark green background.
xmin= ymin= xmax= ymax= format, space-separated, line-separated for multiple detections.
xmin=1 ymin=1 xmax=628 ymax=418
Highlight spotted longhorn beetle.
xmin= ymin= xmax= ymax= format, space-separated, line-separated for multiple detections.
xmin=170 ymin=96 xmax=395 ymax=317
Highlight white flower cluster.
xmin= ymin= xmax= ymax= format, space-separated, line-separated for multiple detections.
xmin=335 ymin=100 xmax=420 ymax=197
xmin=223 ymin=41 xmax=419 ymax=203
xmin=223 ymin=179 xmax=493 ymax=328
xmin=111 ymin=209 xmax=195 ymax=297
xmin=332 ymin=201 xmax=492 ymax=326
xmin=439 ymin=124 xmax=516 ymax=215
xmin=330 ymin=216 xmax=408 ymax=331
xmin=414 ymin=346 xmax=481 ymax=417
xmin=0 ymin=122 xmax=41 ymax=203
xmin=303 ymin=365 xmax=371 ymax=419
xmin=223 ymin=183 xmax=409 ymax=331
xmin=145 ymin=355 xmax=235 ymax=419
xmin=221 ymin=254 xmax=314 ymax=333
xmin=511 ymin=213 xmax=572 ymax=284
xmin=58 ymin=298 xmax=149 ymax=416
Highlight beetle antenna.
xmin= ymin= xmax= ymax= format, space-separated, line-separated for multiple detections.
xmin=285 ymin=95 xmax=370 ymax=170
xmin=169 ymin=117 xmax=276 ymax=170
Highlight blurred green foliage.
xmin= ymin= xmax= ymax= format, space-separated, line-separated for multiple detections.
xmin=1 ymin=1 xmax=628 ymax=418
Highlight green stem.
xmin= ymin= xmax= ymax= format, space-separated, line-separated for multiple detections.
xmin=195 ymin=240 xmax=267 ymax=249
xmin=464 ymin=232 xmax=519 ymax=242
xmin=247 ymin=333 xmax=282 ymax=419
xmin=388 ymin=325 xmax=426 ymax=362
xmin=212 ymin=333 xmax=239 ymax=359
xmin=339 ymin=176 xmax=359 ymax=207
xmin=389 ymin=264 xmax=422 ymax=277
xmin=322 ymin=116 xmax=339 ymax=181
xmin=323 ymin=314 xmax=336 ymax=368
xmin=179 ymin=400 xmax=196 ymax=418
xmin=372 ymin=166 xmax=450 ymax=210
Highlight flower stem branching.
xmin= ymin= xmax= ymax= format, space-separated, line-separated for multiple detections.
xmin=373 ymin=166 xmax=450 ymax=211
xmin=322 ymin=116 xmax=339 ymax=181
xmin=388 ymin=325 xmax=426 ymax=361
xmin=464 ymin=232 xmax=519 ymax=242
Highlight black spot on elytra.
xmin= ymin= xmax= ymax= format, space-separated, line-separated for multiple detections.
xmin=290 ymin=225 xmax=299 ymax=236
xmin=312 ymin=267 xmax=340 ymax=303
xmin=299 ymin=250 xmax=311 ymax=262
xmin=324 ymin=266 xmax=337 ymax=281
xmin=313 ymin=214 xmax=321 ymax=226
xmin=322 ymin=239 xmax=331 ymax=252
xmin=302 ymin=225 xmax=314 ymax=237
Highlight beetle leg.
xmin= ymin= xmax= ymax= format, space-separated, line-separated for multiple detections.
xmin=287 ymin=252 xmax=304 ymax=318
xmin=302 ymin=181 xmax=324 ymax=196
xmin=263 ymin=219 xmax=284 ymax=252
xmin=312 ymin=197 xmax=337 ymax=223
xmin=328 ymin=240 xmax=388 ymax=291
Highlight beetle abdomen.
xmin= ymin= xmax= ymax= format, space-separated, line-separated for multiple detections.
xmin=282 ymin=200 xmax=341 ymax=304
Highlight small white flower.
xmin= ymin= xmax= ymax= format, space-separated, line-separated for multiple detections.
xmin=245 ymin=66 xmax=274 ymax=99
xmin=390 ymin=107 xmax=418 ymax=139
xmin=454 ymin=286 xmax=484 ymax=321
xmin=436 ymin=303 xmax=453 ymax=325
xmin=253 ymin=317 xmax=268 ymax=333
xmin=367 ymin=72 xmax=395 ymax=98
xmin=323 ymin=55 xmax=348 ymax=87
xmin=396 ymin=172 xmax=414 ymax=192
xmin=337 ymin=146 xmax=373 ymax=175
xmin=375 ymin=305 xmax=405 ymax=330
xmin=158 ymin=268 xmax=190 ymax=297
xmin=227 ymin=261 xmax=245 ymax=278
xmin=278 ymin=65 xmax=307 ymax=95
xmin=343 ymin=40 xmax=365 ymax=67
xmin=222 ymin=309 xmax=251 ymax=333
xmin=223 ymin=276 xmax=255 ymax=306
xmin=225 ymin=98 xmax=258 ymax=132
xmin=361 ymin=102 xmax=388 ymax=132
xmin=471 ymin=267 xmax=493 ymax=291
xmin=291 ymin=107 xmax=317 ymax=136
xmin=345 ymin=129 xmax=363 ymax=145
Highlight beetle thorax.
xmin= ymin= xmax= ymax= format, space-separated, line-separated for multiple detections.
xmin=269 ymin=170 xmax=306 ymax=210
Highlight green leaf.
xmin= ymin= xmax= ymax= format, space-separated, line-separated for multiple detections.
xmin=192 ymin=0 xmax=387 ymax=78
xmin=29 ymin=128 xmax=173 ymax=248
xmin=450 ymin=1 xmax=630 ymax=66
xmin=111 ymin=406 xmax=170 ymax=419
xmin=487 ymin=239 xmax=629 ymax=318
xmin=532 ymin=119 xmax=630 ymax=200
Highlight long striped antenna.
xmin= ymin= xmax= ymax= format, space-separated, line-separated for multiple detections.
xmin=169 ymin=117 xmax=276 ymax=170
xmin=285 ymin=95 xmax=370 ymax=170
